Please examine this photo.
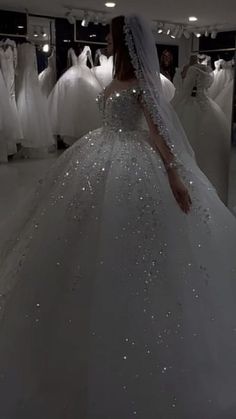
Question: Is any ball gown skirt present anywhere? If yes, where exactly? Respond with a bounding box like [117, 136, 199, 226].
[0, 88, 236, 418]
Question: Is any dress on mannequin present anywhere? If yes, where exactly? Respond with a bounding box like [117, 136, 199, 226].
[0, 40, 23, 151]
[172, 62, 231, 203]
[215, 78, 234, 127]
[160, 73, 175, 102]
[208, 59, 234, 100]
[92, 53, 113, 89]
[1, 83, 236, 419]
[16, 43, 55, 153]
[48, 46, 102, 145]
[38, 49, 57, 97]
[0, 68, 19, 162]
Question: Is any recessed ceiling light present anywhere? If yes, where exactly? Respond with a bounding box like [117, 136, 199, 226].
[105, 2, 116, 7]
[17, 25, 24, 29]
[189, 16, 198, 22]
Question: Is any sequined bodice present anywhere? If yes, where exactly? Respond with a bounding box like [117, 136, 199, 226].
[98, 87, 144, 132]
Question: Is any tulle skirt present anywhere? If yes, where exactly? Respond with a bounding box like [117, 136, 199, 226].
[0, 127, 236, 418]
[48, 66, 102, 143]
[173, 97, 231, 203]
[17, 73, 55, 149]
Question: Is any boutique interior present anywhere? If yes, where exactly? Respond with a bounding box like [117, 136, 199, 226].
[0, 2, 236, 220]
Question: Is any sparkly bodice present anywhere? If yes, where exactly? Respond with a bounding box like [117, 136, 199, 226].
[98, 87, 144, 132]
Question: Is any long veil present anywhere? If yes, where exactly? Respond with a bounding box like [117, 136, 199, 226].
[124, 15, 198, 169]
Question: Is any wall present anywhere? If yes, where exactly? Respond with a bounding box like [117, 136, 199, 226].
[154, 32, 192, 68]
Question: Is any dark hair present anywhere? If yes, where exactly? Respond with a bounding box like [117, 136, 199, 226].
[111, 15, 136, 81]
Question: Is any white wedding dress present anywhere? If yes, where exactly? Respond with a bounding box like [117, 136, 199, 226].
[93, 54, 113, 89]
[0, 69, 19, 161]
[38, 50, 57, 97]
[172, 63, 231, 203]
[1, 86, 236, 419]
[16, 43, 55, 152]
[0, 43, 23, 151]
[215, 78, 234, 127]
[160, 73, 175, 101]
[208, 59, 234, 100]
[48, 46, 102, 145]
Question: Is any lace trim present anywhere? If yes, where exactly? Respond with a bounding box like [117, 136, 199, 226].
[124, 17, 181, 167]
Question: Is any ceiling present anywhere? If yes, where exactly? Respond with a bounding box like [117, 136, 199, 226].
[1, 0, 236, 28]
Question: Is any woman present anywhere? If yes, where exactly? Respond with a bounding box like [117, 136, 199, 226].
[0, 14, 236, 419]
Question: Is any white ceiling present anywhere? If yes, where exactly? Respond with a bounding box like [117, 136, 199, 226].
[1, 0, 236, 28]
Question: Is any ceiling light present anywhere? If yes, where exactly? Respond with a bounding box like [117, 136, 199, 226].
[41, 27, 47, 37]
[105, 2, 116, 7]
[63, 39, 71, 43]
[157, 23, 163, 34]
[94, 15, 99, 25]
[81, 12, 90, 27]
[33, 30, 39, 38]
[189, 16, 198, 22]
[167, 28, 171, 35]
[43, 44, 50, 53]
[17, 25, 24, 29]
[211, 30, 217, 39]
[177, 26, 184, 38]
[66, 12, 76, 25]
[183, 29, 191, 39]
[101, 14, 107, 26]
[89, 34, 97, 38]
[171, 26, 180, 38]
[195, 32, 202, 38]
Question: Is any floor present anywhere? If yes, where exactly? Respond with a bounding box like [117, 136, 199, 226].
[0, 149, 236, 231]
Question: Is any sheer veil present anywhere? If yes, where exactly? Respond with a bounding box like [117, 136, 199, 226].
[124, 14, 197, 167]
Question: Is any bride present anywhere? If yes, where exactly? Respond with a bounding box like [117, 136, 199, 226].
[0, 14, 236, 419]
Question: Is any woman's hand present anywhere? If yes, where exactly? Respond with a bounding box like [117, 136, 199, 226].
[168, 170, 192, 214]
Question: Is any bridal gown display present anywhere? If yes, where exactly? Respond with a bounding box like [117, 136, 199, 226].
[93, 54, 113, 89]
[16, 43, 55, 152]
[160, 73, 175, 101]
[215, 78, 234, 127]
[0, 41, 22, 153]
[38, 50, 56, 97]
[1, 86, 236, 419]
[208, 59, 234, 100]
[172, 63, 231, 203]
[49, 46, 102, 145]
[0, 68, 19, 162]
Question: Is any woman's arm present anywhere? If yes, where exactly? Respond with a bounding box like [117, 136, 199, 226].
[140, 100, 192, 214]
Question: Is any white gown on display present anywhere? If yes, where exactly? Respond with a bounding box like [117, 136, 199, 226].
[160, 73, 175, 102]
[38, 50, 57, 97]
[0, 42, 23, 152]
[16, 43, 55, 151]
[1, 86, 236, 419]
[48, 46, 102, 145]
[93, 54, 113, 89]
[215, 78, 234, 127]
[208, 59, 234, 100]
[0, 69, 19, 162]
[172, 63, 231, 203]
